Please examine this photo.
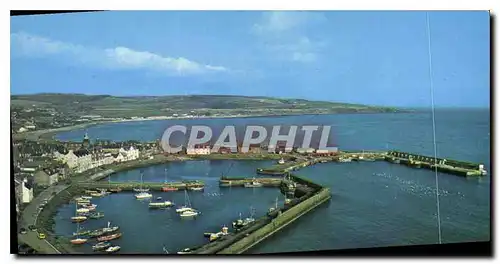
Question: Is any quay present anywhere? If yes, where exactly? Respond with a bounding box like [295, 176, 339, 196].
[75, 181, 204, 191]
[219, 177, 282, 187]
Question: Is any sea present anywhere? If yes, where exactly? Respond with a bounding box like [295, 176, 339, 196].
[53, 109, 491, 254]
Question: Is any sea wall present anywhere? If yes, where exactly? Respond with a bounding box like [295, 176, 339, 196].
[217, 187, 331, 254]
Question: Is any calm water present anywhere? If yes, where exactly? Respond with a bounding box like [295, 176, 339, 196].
[54, 109, 491, 253]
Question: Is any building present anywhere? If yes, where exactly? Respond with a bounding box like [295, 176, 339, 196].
[34, 168, 59, 186]
[186, 144, 211, 155]
[14, 177, 33, 204]
[296, 147, 316, 154]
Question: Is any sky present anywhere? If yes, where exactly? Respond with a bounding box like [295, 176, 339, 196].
[10, 11, 490, 108]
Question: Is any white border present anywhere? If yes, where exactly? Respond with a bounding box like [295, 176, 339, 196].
[3, 1, 498, 264]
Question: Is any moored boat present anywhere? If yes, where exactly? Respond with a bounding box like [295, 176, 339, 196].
[70, 238, 88, 245]
[71, 216, 87, 223]
[97, 233, 122, 242]
[109, 188, 122, 193]
[162, 186, 178, 192]
[89, 212, 105, 219]
[149, 201, 173, 208]
[180, 209, 199, 217]
[76, 208, 90, 213]
[105, 245, 121, 253]
[135, 192, 153, 199]
[244, 179, 263, 188]
[92, 242, 111, 251]
[188, 186, 204, 191]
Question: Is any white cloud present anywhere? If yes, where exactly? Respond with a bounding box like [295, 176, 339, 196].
[11, 32, 228, 75]
[252, 11, 327, 64]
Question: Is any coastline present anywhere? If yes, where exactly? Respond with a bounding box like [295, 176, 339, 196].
[14, 110, 407, 142]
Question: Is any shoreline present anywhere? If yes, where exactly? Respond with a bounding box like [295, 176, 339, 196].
[14, 110, 408, 142]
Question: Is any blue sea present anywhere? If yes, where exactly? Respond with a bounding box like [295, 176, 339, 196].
[53, 109, 491, 253]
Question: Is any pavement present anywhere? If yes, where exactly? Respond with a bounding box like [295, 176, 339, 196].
[17, 184, 69, 254]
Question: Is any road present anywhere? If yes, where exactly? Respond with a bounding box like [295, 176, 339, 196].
[18, 184, 69, 254]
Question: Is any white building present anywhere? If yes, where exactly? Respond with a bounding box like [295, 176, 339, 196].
[186, 145, 211, 155]
[296, 148, 316, 154]
[118, 146, 140, 161]
[14, 178, 33, 204]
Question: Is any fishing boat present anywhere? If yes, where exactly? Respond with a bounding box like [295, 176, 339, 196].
[232, 207, 256, 230]
[208, 226, 229, 242]
[71, 222, 88, 245]
[89, 212, 105, 219]
[188, 186, 204, 191]
[176, 190, 196, 213]
[97, 233, 122, 242]
[102, 221, 120, 234]
[149, 201, 173, 209]
[244, 179, 263, 188]
[92, 242, 111, 251]
[89, 230, 105, 238]
[162, 186, 178, 192]
[105, 246, 121, 253]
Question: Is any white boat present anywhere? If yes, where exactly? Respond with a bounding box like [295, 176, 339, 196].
[278, 158, 285, 164]
[149, 201, 173, 208]
[180, 210, 199, 217]
[177, 190, 198, 215]
[102, 221, 120, 233]
[135, 192, 153, 199]
[76, 208, 90, 213]
[133, 188, 150, 192]
[81, 196, 93, 200]
[339, 157, 352, 163]
[105, 246, 121, 253]
[244, 179, 263, 188]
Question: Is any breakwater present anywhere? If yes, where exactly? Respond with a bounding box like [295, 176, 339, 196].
[219, 177, 282, 187]
[76, 181, 204, 191]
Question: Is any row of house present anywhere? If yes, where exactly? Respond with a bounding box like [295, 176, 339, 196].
[183, 143, 338, 155]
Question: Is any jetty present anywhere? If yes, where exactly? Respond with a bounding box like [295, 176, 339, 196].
[219, 177, 282, 187]
[75, 181, 204, 191]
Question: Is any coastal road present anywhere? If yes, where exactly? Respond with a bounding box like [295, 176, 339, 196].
[18, 184, 69, 254]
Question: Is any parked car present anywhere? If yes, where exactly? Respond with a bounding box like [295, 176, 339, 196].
[28, 225, 37, 232]
[38, 233, 46, 239]
[19, 228, 27, 234]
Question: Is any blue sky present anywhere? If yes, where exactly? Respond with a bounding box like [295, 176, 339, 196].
[10, 11, 489, 107]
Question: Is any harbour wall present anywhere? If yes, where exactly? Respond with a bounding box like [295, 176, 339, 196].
[75, 181, 204, 191]
[216, 187, 331, 254]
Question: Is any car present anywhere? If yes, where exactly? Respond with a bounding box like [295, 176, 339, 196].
[28, 225, 37, 232]
[19, 228, 27, 234]
[37, 233, 46, 239]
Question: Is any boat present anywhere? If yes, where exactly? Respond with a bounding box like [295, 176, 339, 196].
[102, 221, 120, 234]
[176, 190, 197, 214]
[109, 188, 122, 193]
[177, 248, 192, 254]
[89, 212, 105, 219]
[162, 186, 178, 192]
[75, 197, 90, 203]
[339, 157, 352, 163]
[70, 238, 87, 245]
[80, 203, 97, 208]
[188, 186, 204, 191]
[134, 172, 152, 198]
[180, 210, 199, 217]
[105, 246, 121, 253]
[208, 226, 229, 242]
[71, 222, 88, 245]
[268, 197, 279, 214]
[71, 216, 87, 223]
[135, 192, 153, 199]
[92, 242, 111, 251]
[278, 158, 285, 164]
[97, 233, 122, 242]
[244, 179, 263, 188]
[156, 197, 163, 200]
[76, 208, 90, 213]
[89, 230, 105, 238]
[232, 207, 256, 230]
[90, 192, 104, 197]
[81, 196, 93, 200]
[73, 229, 90, 237]
[149, 201, 173, 209]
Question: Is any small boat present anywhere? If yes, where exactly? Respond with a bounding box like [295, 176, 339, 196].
[90, 192, 104, 197]
[97, 233, 122, 242]
[208, 226, 229, 242]
[188, 186, 204, 191]
[105, 246, 121, 253]
[81, 196, 93, 200]
[89, 230, 105, 238]
[135, 192, 153, 199]
[84, 190, 97, 194]
[71, 216, 87, 223]
[278, 158, 285, 164]
[177, 248, 192, 254]
[73, 229, 90, 236]
[77, 201, 91, 206]
[162, 186, 178, 192]
[89, 212, 105, 219]
[244, 179, 263, 188]
[180, 210, 199, 217]
[156, 197, 163, 200]
[149, 201, 173, 208]
[102, 221, 120, 234]
[92, 242, 111, 251]
[176, 190, 198, 214]
[133, 188, 150, 192]
[70, 238, 87, 245]
[339, 157, 352, 163]
[80, 203, 97, 208]
[76, 208, 90, 213]
[109, 188, 122, 193]
[176, 206, 194, 213]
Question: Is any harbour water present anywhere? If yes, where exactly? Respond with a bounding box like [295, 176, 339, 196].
[54, 109, 490, 253]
